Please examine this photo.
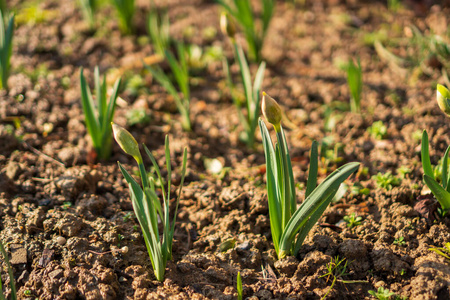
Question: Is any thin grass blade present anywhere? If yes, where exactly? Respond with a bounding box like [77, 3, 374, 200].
[421, 130, 434, 179]
[305, 141, 318, 198]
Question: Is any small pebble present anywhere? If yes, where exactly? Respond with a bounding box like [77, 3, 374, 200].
[120, 246, 129, 254]
[56, 236, 66, 246]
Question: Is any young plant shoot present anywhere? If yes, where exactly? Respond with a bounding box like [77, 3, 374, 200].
[223, 43, 265, 148]
[340, 58, 362, 113]
[111, 0, 135, 34]
[0, 241, 16, 300]
[145, 43, 191, 131]
[78, 0, 96, 29]
[80, 67, 121, 161]
[112, 123, 188, 281]
[0, 8, 14, 90]
[419, 84, 450, 217]
[147, 7, 170, 57]
[216, 0, 274, 62]
[259, 93, 359, 259]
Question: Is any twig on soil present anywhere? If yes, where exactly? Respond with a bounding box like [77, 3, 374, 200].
[22, 141, 66, 169]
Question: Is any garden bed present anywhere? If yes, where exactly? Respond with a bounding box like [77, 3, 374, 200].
[1, 0, 450, 299]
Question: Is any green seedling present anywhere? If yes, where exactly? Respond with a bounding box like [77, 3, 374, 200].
[237, 271, 243, 300]
[259, 93, 359, 259]
[421, 130, 450, 217]
[113, 124, 187, 281]
[368, 286, 405, 300]
[0, 8, 14, 90]
[0, 241, 16, 300]
[372, 172, 401, 191]
[223, 43, 265, 148]
[397, 165, 412, 179]
[217, 0, 274, 62]
[78, 0, 97, 29]
[393, 236, 406, 247]
[110, 0, 135, 34]
[367, 121, 388, 140]
[145, 43, 191, 131]
[319, 256, 348, 300]
[126, 109, 150, 127]
[343, 213, 363, 228]
[387, 0, 402, 11]
[340, 58, 363, 113]
[80, 67, 122, 161]
[429, 242, 450, 262]
[147, 7, 170, 57]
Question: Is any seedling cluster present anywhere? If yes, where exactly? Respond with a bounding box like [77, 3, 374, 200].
[2, 1, 450, 299]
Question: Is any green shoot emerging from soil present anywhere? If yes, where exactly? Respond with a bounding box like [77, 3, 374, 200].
[78, 0, 96, 29]
[368, 286, 404, 300]
[372, 172, 401, 191]
[340, 58, 362, 113]
[110, 0, 135, 34]
[113, 123, 188, 281]
[216, 0, 274, 62]
[237, 271, 243, 300]
[223, 42, 265, 148]
[0, 241, 17, 300]
[421, 130, 450, 216]
[147, 7, 170, 57]
[343, 213, 362, 228]
[80, 67, 122, 161]
[367, 120, 388, 140]
[259, 93, 359, 259]
[429, 242, 450, 262]
[0, 8, 14, 90]
[145, 43, 191, 131]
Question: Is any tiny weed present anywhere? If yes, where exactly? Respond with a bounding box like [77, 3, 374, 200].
[373, 172, 401, 191]
[368, 286, 406, 300]
[126, 109, 151, 127]
[367, 121, 388, 140]
[122, 212, 133, 222]
[343, 213, 363, 228]
[393, 236, 406, 247]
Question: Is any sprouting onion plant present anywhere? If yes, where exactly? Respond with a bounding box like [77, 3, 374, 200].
[216, 0, 274, 62]
[147, 7, 170, 57]
[78, 0, 97, 29]
[340, 58, 362, 113]
[421, 129, 450, 216]
[145, 43, 191, 131]
[223, 43, 265, 148]
[237, 271, 243, 300]
[110, 0, 135, 34]
[0, 8, 14, 90]
[80, 67, 122, 161]
[112, 123, 188, 281]
[259, 93, 359, 259]
[0, 241, 17, 300]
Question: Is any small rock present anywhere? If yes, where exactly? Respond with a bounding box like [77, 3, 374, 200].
[10, 244, 27, 264]
[56, 236, 67, 246]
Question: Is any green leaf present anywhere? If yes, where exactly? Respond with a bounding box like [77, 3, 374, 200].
[259, 119, 281, 253]
[443, 146, 450, 190]
[421, 130, 434, 179]
[305, 141, 318, 198]
[278, 162, 360, 258]
[80, 68, 101, 148]
[424, 174, 450, 213]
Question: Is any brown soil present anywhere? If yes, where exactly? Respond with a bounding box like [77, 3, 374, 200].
[1, 0, 450, 299]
